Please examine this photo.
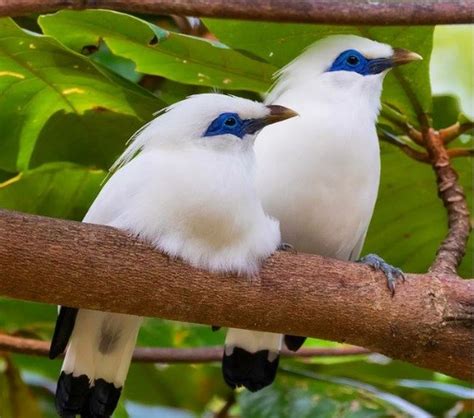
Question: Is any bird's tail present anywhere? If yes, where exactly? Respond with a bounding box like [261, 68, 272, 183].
[222, 328, 282, 392]
[55, 309, 142, 418]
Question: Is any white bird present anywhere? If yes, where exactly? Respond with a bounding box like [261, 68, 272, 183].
[223, 35, 422, 391]
[49, 93, 297, 418]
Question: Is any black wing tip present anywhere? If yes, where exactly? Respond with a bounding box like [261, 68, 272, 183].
[284, 335, 306, 352]
[55, 371, 91, 417]
[50, 307, 78, 361]
[49, 344, 64, 360]
[222, 346, 279, 392]
[86, 378, 122, 418]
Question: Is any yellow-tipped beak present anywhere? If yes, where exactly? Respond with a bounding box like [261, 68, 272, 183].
[391, 48, 423, 66]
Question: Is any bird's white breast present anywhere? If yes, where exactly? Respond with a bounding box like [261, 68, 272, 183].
[256, 83, 380, 260]
[85, 147, 280, 275]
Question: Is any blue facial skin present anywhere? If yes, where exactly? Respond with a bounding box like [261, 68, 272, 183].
[327, 49, 393, 76]
[204, 112, 265, 139]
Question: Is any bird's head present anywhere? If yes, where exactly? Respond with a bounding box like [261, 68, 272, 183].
[129, 94, 297, 153]
[112, 94, 297, 170]
[270, 35, 422, 107]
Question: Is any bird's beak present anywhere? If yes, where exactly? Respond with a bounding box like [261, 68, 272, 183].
[391, 48, 423, 67]
[263, 105, 299, 125]
[245, 105, 298, 134]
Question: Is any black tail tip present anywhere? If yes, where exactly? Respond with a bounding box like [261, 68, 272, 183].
[222, 346, 279, 392]
[48, 345, 63, 360]
[84, 378, 122, 418]
[284, 335, 306, 352]
[55, 371, 90, 417]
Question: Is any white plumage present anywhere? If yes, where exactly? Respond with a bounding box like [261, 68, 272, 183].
[51, 94, 296, 417]
[253, 34, 421, 357]
[258, 35, 390, 259]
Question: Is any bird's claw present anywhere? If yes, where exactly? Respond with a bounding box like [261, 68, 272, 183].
[279, 242, 297, 254]
[358, 253, 405, 296]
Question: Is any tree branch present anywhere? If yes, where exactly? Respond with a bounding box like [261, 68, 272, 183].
[440, 121, 474, 144]
[448, 148, 474, 159]
[0, 0, 473, 24]
[0, 333, 369, 361]
[0, 210, 472, 381]
[422, 128, 472, 275]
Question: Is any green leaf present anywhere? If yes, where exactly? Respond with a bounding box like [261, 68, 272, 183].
[203, 20, 343, 68]
[432, 94, 461, 130]
[204, 20, 433, 125]
[307, 359, 473, 416]
[0, 18, 160, 172]
[0, 299, 56, 339]
[238, 370, 412, 418]
[0, 163, 105, 220]
[125, 363, 229, 412]
[28, 109, 148, 171]
[39, 10, 275, 92]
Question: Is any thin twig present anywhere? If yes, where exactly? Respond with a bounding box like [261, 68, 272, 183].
[440, 122, 474, 145]
[379, 109, 424, 145]
[423, 128, 471, 275]
[380, 131, 430, 163]
[214, 393, 236, 418]
[448, 148, 474, 159]
[0, 333, 370, 362]
[407, 125, 424, 145]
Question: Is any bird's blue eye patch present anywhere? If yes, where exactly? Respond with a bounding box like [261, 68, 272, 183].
[204, 112, 246, 139]
[327, 49, 392, 76]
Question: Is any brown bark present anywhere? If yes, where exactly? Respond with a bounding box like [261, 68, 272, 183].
[440, 121, 474, 144]
[0, 210, 472, 381]
[0, 333, 369, 362]
[0, 0, 473, 24]
[423, 128, 472, 275]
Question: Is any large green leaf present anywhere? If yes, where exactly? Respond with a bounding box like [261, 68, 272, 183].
[309, 358, 473, 416]
[203, 20, 433, 125]
[38, 10, 275, 92]
[238, 369, 421, 418]
[0, 18, 159, 172]
[0, 163, 105, 220]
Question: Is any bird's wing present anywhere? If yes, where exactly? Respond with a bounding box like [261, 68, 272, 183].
[49, 306, 78, 359]
[349, 227, 369, 261]
[50, 158, 145, 359]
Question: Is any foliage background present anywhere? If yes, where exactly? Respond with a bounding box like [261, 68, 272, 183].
[0, 11, 472, 418]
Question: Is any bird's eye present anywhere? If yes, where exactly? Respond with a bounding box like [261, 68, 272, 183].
[224, 117, 237, 127]
[346, 55, 359, 66]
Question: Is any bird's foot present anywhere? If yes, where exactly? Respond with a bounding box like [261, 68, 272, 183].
[358, 253, 405, 296]
[279, 242, 297, 254]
